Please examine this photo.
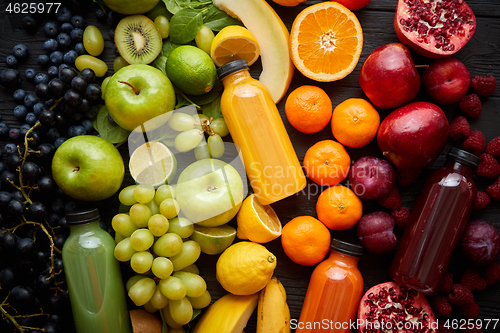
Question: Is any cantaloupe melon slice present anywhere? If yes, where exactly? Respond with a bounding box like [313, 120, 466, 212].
[213, 0, 294, 103]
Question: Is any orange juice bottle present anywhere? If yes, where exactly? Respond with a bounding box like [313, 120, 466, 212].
[296, 239, 364, 333]
[218, 59, 306, 205]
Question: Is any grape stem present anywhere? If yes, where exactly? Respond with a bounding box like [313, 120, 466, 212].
[201, 117, 215, 136]
[0, 293, 47, 332]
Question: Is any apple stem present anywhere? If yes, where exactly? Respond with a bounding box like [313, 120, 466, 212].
[73, 167, 80, 172]
[207, 185, 218, 192]
[415, 64, 429, 68]
[118, 81, 139, 95]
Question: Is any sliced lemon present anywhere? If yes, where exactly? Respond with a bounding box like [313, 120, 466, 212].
[129, 141, 177, 187]
[190, 225, 237, 255]
[236, 194, 281, 244]
[210, 25, 260, 67]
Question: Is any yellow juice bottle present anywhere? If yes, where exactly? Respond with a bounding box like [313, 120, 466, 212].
[218, 59, 306, 205]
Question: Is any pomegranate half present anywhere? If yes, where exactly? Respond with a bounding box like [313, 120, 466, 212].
[394, 0, 476, 59]
[357, 282, 437, 333]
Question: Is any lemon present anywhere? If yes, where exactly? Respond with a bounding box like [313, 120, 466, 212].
[190, 225, 236, 255]
[165, 45, 217, 95]
[210, 25, 260, 67]
[236, 194, 282, 243]
[129, 141, 177, 187]
[216, 241, 276, 295]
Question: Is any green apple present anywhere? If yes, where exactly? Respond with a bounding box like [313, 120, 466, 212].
[51, 135, 125, 201]
[105, 64, 175, 131]
[101, 0, 159, 15]
[176, 159, 244, 227]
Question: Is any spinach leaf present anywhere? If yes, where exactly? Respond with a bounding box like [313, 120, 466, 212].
[147, 0, 172, 20]
[94, 105, 130, 144]
[152, 40, 182, 74]
[169, 8, 204, 44]
[203, 5, 243, 31]
[163, 0, 191, 14]
[202, 95, 223, 120]
[186, 85, 221, 106]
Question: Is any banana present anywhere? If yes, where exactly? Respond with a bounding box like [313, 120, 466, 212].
[257, 277, 291, 333]
[193, 293, 258, 333]
[212, 0, 294, 103]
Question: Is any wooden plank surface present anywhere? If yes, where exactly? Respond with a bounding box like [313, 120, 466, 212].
[0, 0, 499, 332]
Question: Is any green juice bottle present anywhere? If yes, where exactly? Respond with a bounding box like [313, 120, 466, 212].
[62, 208, 133, 333]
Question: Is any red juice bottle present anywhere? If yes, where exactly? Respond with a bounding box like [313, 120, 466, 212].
[389, 148, 480, 294]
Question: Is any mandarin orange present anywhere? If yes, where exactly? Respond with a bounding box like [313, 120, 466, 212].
[303, 140, 351, 186]
[316, 185, 363, 230]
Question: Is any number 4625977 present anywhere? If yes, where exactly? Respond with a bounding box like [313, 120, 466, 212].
[6, 3, 62, 14]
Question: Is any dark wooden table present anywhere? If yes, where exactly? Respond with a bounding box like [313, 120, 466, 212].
[0, 0, 499, 332]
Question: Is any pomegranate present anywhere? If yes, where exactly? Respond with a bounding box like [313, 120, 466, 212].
[394, 0, 476, 59]
[357, 282, 437, 333]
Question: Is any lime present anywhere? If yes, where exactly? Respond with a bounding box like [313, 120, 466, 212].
[129, 141, 177, 187]
[165, 45, 217, 95]
[190, 225, 237, 255]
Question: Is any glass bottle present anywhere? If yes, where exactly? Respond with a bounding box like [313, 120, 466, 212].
[218, 59, 307, 205]
[390, 148, 480, 294]
[296, 239, 364, 333]
[62, 208, 133, 333]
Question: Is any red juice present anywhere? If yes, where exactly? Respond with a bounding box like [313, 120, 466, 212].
[389, 148, 479, 294]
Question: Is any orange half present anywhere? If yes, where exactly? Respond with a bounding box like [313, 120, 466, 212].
[290, 2, 363, 82]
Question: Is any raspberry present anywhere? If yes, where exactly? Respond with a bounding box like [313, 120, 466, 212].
[476, 153, 500, 178]
[439, 272, 454, 294]
[459, 301, 481, 319]
[431, 296, 453, 317]
[449, 116, 471, 141]
[378, 186, 402, 210]
[471, 75, 496, 97]
[396, 168, 421, 187]
[460, 269, 487, 291]
[484, 262, 500, 285]
[485, 136, 500, 157]
[462, 131, 485, 155]
[459, 94, 482, 118]
[391, 206, 410, 230]
[473, 191, 490, 210]
[447, 284, 474, 305]
[485, 176, 500, 201]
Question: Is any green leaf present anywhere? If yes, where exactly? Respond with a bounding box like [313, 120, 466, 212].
[95, 105, 131, 144]
[147, 0, 172, 20]
[152, 56, 168, 75]
[92, 0, 107, 11]
[203, 5, 243, 31]
[169, 8, 204, 44]
[186, 86, 221, 106]
[163, 0, 191, 14]
[152, 40, 182, 75]
[202, 95, 223, 120]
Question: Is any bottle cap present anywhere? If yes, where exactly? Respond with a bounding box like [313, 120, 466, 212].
[66, 208, 100, 225]
[447, 147, 480, 169]
[330, 238, 363, 257]
[217, 59, 249, 80]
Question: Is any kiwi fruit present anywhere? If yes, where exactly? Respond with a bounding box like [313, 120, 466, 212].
[115, 15, 162, 65]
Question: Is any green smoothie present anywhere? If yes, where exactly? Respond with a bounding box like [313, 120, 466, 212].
[62, 209, 132, 333]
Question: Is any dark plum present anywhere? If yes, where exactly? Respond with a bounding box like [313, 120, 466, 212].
[357, 211, 398, 254]
[461, 220, 500, 265]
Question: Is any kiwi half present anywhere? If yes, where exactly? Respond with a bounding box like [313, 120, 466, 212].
[115, 15, 162, 65]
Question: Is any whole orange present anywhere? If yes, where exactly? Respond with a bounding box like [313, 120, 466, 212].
[285, 85, 333, 133]
[303, 140, 351, 186]
[331, 0, 371, 11]
[331, 98, 380, 148]
[281, 216, 331, 266]
[316, 185, 363, 230]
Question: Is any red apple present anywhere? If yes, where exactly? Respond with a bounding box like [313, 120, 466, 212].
[359, 43, 421, 109]
[422, 58, 471, 105]
[349, 156, 396, 200]
[377, 101, 449, 170]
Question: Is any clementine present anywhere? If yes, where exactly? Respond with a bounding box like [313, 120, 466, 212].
[281, 216, 331, 266]
[289, 2, 363, 82]
[316, 185, 363, 230]
[331, 98, 380, 148]
[303, 140, 351, 186]
[285, 85, 333, 133]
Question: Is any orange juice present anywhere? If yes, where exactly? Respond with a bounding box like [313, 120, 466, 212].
[218, 59, 306, 205]
[296, 239, 363, 333]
